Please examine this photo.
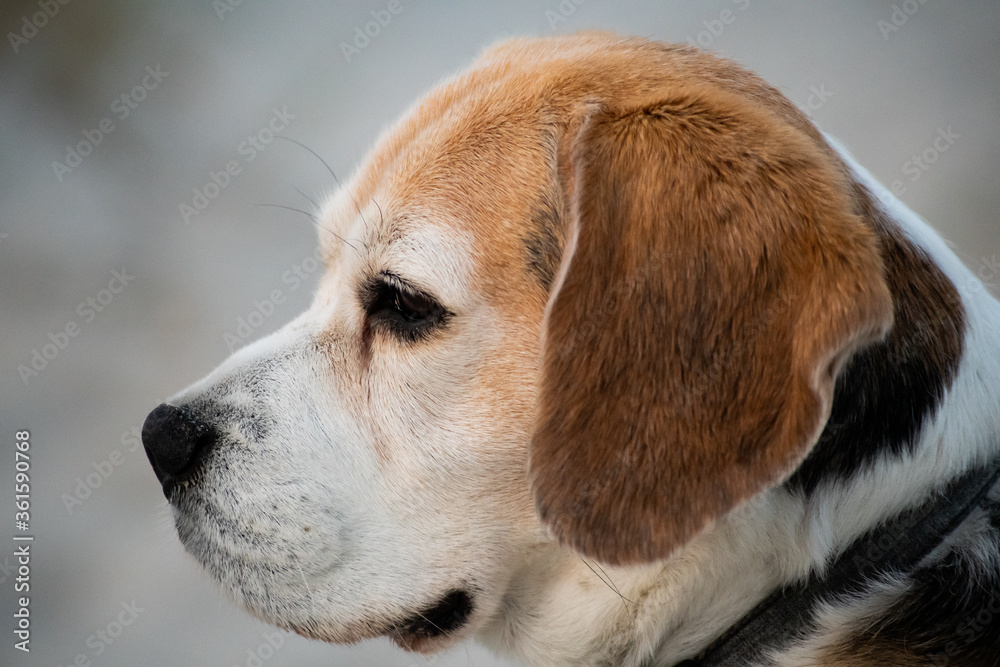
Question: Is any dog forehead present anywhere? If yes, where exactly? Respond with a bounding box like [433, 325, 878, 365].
[323, 32, 819, 294]
[323, 86, 562, 297]
[319, 37, 615, 282]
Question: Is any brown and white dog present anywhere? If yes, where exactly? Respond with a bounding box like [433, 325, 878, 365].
[142, 34, 1000, 666]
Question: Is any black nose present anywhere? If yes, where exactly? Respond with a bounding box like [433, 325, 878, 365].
[142, 403, 217, 497]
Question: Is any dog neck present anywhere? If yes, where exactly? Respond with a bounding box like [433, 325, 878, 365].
[677, 454, 1000, 666]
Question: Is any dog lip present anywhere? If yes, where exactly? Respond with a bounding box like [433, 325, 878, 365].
[160, 464, 205, 502]
[160, 474, 177, 500]
[387, 588, 476, 650]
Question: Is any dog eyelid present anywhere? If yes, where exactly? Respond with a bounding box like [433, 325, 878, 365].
[360, 271, 451, 342]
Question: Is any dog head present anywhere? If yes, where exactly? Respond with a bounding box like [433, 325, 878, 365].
[142, 33, 892, 653]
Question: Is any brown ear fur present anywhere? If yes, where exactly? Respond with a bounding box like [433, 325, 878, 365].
[529, 86, 893, 565]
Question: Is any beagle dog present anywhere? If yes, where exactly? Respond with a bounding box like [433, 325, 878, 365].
[142, 34, 1000, 666]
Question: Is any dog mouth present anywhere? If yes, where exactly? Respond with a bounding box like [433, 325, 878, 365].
[158, 464, 205, 501]
[271, 587, 477, 652]
[385, 589, 477, 652]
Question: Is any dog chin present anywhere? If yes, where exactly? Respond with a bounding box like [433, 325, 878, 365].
[271, 608, 473, 655]
[242, 581, 477, 654]
[178, 546, 384, 646]
[242, 593, 477, 653]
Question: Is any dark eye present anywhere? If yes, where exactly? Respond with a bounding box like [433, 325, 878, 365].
[363, 273, 449, 341]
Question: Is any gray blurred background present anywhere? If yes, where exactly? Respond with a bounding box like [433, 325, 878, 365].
[1, 1, 997, 665]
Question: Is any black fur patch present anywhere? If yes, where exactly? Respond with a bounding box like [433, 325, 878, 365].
[988, 497, 1000, 533]
[786, 190, 966, 494]
[835, 505, 1000, 666]
[394, 589, 474, 639]
[524, 191, 563, 291]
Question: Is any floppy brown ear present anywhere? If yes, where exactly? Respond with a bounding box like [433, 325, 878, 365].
[529, 87, 893, 565]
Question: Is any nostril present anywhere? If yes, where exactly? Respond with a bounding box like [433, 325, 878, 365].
[141, 403, 216, 482]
